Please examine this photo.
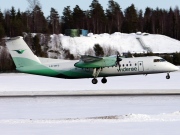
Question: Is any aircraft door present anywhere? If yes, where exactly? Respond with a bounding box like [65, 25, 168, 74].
[138, 61, 144, 72]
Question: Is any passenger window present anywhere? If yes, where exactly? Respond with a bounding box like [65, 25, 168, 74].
[130, 64, 132, 66]
[126, 64, 128, 67]
[135, 63, 137, 66]
[123, 64, 124, 67]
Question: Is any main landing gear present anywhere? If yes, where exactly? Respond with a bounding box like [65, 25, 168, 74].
[101, 77, 107, 84]
[166, 73, 170, 79]
[92, 77, 107, 84]
[91, 68, 107, 84]
[92, 78, 98, 84]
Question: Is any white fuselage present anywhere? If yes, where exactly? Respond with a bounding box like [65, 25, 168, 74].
[39, 56, 179, 79]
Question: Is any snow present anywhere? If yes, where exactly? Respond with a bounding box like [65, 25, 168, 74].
[48, 32, 180, 58]
[0, 95, 180, 135]
[1, 71, 180, 91]
[142, 34, 180, 53]
[0, 72, 180, 134]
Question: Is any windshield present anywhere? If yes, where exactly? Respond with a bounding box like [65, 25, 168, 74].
[154, 59, 166, 62]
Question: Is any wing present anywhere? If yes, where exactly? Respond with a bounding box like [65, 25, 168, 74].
[74, 55, 116, 68]
[80, 55, 103, 62]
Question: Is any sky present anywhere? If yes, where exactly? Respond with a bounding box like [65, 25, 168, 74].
[0, 0, 179, 17]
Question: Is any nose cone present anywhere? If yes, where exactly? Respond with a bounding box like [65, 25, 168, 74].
[170, 65, 179, 72]
[173, 65, 179, 71]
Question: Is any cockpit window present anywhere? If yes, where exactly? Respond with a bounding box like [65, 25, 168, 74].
[154, 59, 166, 62]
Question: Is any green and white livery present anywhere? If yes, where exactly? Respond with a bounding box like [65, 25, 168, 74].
[6, 36, 179, 84]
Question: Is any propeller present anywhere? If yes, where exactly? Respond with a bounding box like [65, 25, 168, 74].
[116, 51, 122, 66]
[115, 52, 122, 72]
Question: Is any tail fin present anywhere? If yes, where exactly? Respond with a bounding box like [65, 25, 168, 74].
[6, 36, 41, 68]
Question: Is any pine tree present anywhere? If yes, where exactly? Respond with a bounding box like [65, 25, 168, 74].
[143, 7, 153, 33]
[123, 4, 138, 33]
[32, 5, 47, 33]
[33, 35, 42, 56]
[62, 6, 73, 30]
[0, 10, 5, 39]
[137, 9, 143, 32]
[106, 0, 123, 33]
[72, 5, 85, 29]
[89, 0, 106, 33]
[93, 44, 104, 57]
[49, 8, 60, 34]
[10, 6, 17, 36]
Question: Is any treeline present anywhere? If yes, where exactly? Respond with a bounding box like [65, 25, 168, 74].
[0, 0, 180, 40]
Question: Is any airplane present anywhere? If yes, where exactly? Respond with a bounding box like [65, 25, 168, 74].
[5, 36, 179, 84]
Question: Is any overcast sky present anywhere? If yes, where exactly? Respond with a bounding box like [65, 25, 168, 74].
[0, 0, 179, 17]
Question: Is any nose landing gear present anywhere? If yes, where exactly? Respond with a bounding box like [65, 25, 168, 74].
[166, 73, 170, 79]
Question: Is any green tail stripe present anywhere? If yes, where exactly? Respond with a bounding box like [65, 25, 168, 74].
[13, 57, 59, 76]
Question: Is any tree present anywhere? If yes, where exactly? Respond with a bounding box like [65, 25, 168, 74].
[72, 5, 85, 29]
[32, 35, 42, 56]
[27, 0, 41, 11]
[49, 8, 60, 34]
[0, 47, 15, 71]
[9, 6, 17, 36]
[93, 44, 104, 56]
[143, 7, 153, 33]
[0, 24, 5, 39]
[62, 6, 73, 30]
[32, 5, 48, 33]
[123, 4, 138, 33]
[106, 0, 123, 33]
[0, 10, 5, 38]
[89, 0, 106, 33]
[27, 0, 47, 33]
[173, 52, 180, 65]
[137, 9, 143, 32]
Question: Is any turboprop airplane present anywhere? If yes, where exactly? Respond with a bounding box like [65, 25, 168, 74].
[6, 36, 179, 84]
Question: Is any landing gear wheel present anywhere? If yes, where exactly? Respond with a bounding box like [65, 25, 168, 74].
[101, 77, 107, 84]
[166, 73, 170, 79]
[92, 78, 98, 84]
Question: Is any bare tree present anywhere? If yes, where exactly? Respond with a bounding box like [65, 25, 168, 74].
[27, 0, 41, 11]
[26, 0, 42, 32]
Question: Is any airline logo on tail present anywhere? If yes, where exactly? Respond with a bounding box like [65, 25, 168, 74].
[13, 49, 26, 54]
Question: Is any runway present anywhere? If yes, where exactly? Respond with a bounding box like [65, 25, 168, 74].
[0, 95, 180, 135]
[0, 89, 180, 97]
[1, 72, 180, 97]
[1, 73, 180, 134]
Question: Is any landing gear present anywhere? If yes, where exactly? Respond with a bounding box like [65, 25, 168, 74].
[91, 68, 108, 84]
[166, 73, 170, 79]
[92, 78, 98, 84]
[101, 77, 107, 84]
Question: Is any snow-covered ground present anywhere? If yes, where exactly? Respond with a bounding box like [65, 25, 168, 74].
[1, 70, 180, 91]
[0, 96, 180, 135]
[48, 33, 180, 58]
[0, 72, 180, 134]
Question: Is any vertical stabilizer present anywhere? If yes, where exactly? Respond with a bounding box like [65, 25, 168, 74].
[6, 36, 41, 68]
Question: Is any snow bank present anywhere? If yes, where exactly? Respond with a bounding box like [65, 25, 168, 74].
[0, 111, 180, 123]
[49, 33, 180, 58]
